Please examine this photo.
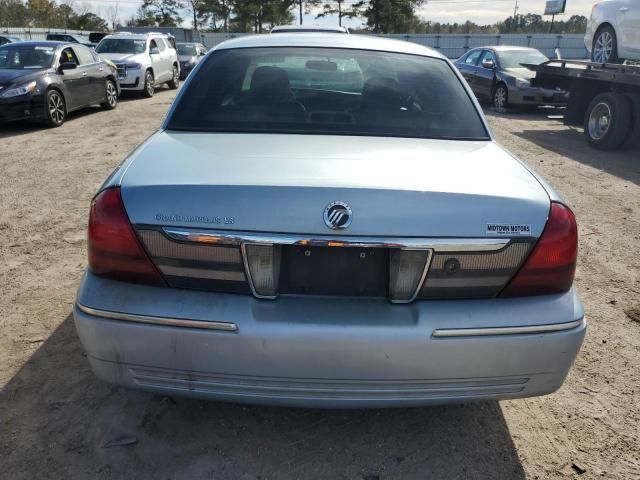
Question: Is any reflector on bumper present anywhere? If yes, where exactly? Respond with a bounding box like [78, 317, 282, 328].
[388, 249, 431, 303]
[242, 244, 282, 298]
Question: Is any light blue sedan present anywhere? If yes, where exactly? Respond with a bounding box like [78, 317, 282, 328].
[74, 33, 585, 408]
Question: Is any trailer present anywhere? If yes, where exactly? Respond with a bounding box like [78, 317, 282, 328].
[531, 60, 640, 150]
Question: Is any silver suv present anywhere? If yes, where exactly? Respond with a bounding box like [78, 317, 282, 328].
[95, 32, 180, 97]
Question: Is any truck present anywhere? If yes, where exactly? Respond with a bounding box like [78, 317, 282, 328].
[531, 60, 640, 150]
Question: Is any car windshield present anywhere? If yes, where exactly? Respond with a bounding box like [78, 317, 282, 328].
[0, 45, 56, 69]
[167, 47, 489, 140]
[96, 39, 146, 55]
[178, 44, 197, 55]
[498, 50, 548, 68]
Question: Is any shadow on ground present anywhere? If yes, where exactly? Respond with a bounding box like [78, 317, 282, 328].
[0, 88, 174, 140]
[0, 314, 526, 480]
[513, 126, 640, 186]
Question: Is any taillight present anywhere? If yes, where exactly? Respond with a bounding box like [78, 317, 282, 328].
[88, 187, 165, 286]
[500, 202, 577, 298]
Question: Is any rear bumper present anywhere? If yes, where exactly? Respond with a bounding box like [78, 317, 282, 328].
[74, 271, 586, 408]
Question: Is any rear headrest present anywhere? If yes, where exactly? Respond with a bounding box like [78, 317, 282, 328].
[361, 76, 404, 109]
[250, 66, 292, 98]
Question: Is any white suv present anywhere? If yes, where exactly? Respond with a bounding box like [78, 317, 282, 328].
[95, 32, 180, 97]
[585, 0, 640, 63]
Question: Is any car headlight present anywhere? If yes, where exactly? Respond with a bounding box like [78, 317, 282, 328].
[515, 78, 530, 88]
[0, 80, 37, 98]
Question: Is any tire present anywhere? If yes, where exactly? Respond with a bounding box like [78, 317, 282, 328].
[492, 83, 508, 113]
[584, 92, 631, 150]
[591, 25, 622, 64]
[142, 69, 155, 98]
[167, 64, 179, 89]
[43, 89, 66, 127]
[100, 79, 118, 110]
[621, 94, 640, 151]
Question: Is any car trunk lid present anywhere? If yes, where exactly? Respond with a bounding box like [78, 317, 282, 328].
[120, 131, 550, 238]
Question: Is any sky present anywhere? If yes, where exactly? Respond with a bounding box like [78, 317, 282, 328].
[73, 0, 595, 29]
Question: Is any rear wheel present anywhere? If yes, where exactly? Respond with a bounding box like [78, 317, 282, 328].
[492, 83, 508, 113]
[43, 89, 66, 127]
[592, 26, 621, 64]
[100, 79, 118, 110]
[168, 65, 179, 89]
[584, 92, 631, 150]
[142, 70, 155, 98]
[621, 94, 640, 151]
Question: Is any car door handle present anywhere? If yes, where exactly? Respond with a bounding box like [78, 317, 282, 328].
[98, 67, 104, 71]
[620, 6, 628, 12]
[82, 72, 88, 77]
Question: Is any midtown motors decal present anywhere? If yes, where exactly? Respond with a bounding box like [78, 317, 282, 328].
[487, 223, 531, 235]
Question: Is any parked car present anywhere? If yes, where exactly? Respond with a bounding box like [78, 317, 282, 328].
[586, 0, 640, 63]
[0, 41, 119, 127]
[95, 32, 179, 97]
[46, 33, 95, 48]
[176, 42, 207, 79]
[74, 34, 584, 408]
[454, 46, 567, 111]
[271, 25, 349, 33]
[0, 35, 21, 46]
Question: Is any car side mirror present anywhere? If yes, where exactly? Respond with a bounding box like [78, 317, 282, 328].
[199, 51, 206, 56]
[150, 47, 159, 55]
[482, 59, 495, 69]
[60, 61, 77, 71]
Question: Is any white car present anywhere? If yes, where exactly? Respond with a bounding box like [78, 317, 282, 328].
[271, 25, 349, 34]
[95, 32, 180, 97]
[585, 0, 640, 63]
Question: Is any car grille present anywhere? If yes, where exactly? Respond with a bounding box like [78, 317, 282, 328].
[136, 227, 534, 302]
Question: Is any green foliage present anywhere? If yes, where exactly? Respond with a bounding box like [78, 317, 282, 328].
[0, 0, 590, 35]
[136, 0, 184, 27]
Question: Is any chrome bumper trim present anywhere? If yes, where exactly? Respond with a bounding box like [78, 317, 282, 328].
[76, 303, 238, 332]
[162, 228, 511, 252]
[432, 319, 584, 338]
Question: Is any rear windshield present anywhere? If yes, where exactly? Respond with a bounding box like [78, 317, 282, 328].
[166, 47, 489, 140]
[0, 45, 56, 69]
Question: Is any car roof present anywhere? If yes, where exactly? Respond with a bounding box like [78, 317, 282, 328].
[0, 40, 68, 48]
[271, 25, 348, 33]
[215, 33, 444, 58]
[471, 45, 542, 52]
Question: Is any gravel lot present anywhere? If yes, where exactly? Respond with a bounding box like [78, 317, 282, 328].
[1, 89, 639, 480]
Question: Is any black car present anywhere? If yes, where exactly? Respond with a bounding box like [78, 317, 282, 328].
[176, 42, 207, 79]
[46, 33, 95, 48]
[0, 35, 22, 46]
[454, 46, 567, 112]
[0, 41, 120, 127]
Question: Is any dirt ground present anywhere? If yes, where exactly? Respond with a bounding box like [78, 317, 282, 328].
[0, 89, 639, 480]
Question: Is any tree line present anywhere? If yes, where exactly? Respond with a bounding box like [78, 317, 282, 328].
[0, 0, 588, 35]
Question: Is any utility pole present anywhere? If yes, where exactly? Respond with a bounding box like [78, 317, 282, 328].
[299, 0, 303, 25]
[338, 0, 342, 26]
[513, 0, 519, 18]
[373, 0, 380, 33]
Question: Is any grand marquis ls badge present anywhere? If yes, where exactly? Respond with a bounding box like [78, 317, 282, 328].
[324, 201, 352, 230]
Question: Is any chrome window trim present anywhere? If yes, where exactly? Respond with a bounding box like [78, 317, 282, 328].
[76, 303, 238, 332]
[432, 319, 584, 338]
[163, 228, 511, 252]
